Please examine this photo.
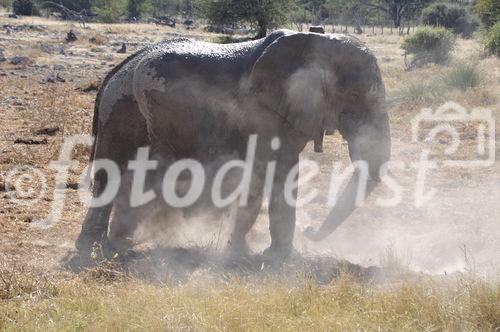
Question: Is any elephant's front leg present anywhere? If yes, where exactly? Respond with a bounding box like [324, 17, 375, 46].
[266, 152, 300, 261]
[227, 175, 264, 257]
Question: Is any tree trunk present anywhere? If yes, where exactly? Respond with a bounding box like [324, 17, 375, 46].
[392, 5, 402, 28]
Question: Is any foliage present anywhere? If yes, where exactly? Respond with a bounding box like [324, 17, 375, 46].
[300, 0, 330, 23]
[401, 26, 456, 66]
[473, 0, 500, 29]
[361, 0, 432, 28]
[199, 0, 234, 26]
[483, 22, 500, 56]
[0, 0, 12, 9]
[47, 0, 92, 12]
[422, 3, 478, 38]
[326, 0, 368, 32]
[91, 0, 127, 22]
[289, 4, 315, 31]
[12, 0, 37, 15]
[127, 0, 152, 18]
[201, 0, 295, 38]
[150, 0, 183, 17]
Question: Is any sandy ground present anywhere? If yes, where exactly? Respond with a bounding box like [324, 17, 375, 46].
[0, 15, 499, 282]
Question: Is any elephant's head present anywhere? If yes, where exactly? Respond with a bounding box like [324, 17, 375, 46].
[249, 32, 391, 241]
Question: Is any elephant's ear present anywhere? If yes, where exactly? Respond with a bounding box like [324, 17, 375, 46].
[248, 33, 339, 138]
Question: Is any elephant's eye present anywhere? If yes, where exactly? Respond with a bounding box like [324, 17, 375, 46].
[351, 91, 360, 99]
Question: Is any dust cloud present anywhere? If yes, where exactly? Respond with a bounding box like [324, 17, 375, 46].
[105, 58, 498, 281]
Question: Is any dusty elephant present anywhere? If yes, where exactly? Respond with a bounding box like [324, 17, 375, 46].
[76, 29, 391, 261]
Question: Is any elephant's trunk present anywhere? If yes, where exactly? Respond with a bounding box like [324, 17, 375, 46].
[304, 111, 390, 241]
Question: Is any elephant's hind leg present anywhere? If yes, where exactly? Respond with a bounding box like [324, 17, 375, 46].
[75, 169, 115, 258]
[76, 96, 149, 259]
[108, 170, 162, 251]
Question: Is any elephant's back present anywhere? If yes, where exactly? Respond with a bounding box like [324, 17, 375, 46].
[148, 37, 262, 60]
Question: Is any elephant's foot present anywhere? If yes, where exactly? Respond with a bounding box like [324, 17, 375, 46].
[224, 240, 254, 268]
[226, 234, 252, 257]
[108, 236, 135, 253]
[262, 244, 298, 265]
[75, 231, 119, 266]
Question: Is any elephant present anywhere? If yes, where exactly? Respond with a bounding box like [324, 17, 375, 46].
[75, 29, 391, 262]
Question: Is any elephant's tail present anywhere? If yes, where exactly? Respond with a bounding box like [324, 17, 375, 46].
[89, 89, 101, 165]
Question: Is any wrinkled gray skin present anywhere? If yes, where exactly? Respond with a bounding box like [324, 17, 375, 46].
[76, 29, 391, 261]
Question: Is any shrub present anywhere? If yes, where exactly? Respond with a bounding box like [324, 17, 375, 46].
[483, 22, 500, 56]
[401, 26, 456, 68]
[473, 0, 500, 29]
[422, 3, 478, 38]
[91, 0, 126, 23]
[127, 0, 152, 19]
[443, 61, 483, 90]
[12, 0, 36, 15]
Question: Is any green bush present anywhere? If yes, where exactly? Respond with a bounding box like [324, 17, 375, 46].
[422, 3, 478, 38]
[91, 0, 126, 23]
[483, 22, 500, 56]
[473, 0, 500, 29]
[127, 0, 152, 19]
[12, 0, 36, 15]
[401, 26, 456, 67]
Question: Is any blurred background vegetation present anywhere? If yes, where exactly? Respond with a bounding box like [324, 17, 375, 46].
[0, 0, 498, 55]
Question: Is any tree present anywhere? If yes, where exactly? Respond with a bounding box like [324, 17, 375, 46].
[127, 0, 152, 18]
[150, 0, 180, 17]
[422, 3, 478, 37]
[300, 0, 327, 24]
[362, 0, 431, 28]
[250, 0, 295, 37]
[290, 4, 314, 31]
[92, 0, 127, 22]
[49, 0, 91, 12]
[12, 0, 36, 15]
[473, 0, 500, 29]
[202, 0, 295, 38]
[326, 0, 369, 33]
[0, 0, 12, 9]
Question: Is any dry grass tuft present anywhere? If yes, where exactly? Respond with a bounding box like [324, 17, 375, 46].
[393, 79, 445, 104]
[443, 61, 484, 90]
[87, 33, 110, 46]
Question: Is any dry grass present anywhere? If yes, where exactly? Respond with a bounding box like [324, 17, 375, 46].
[0, 264, 498, 331]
